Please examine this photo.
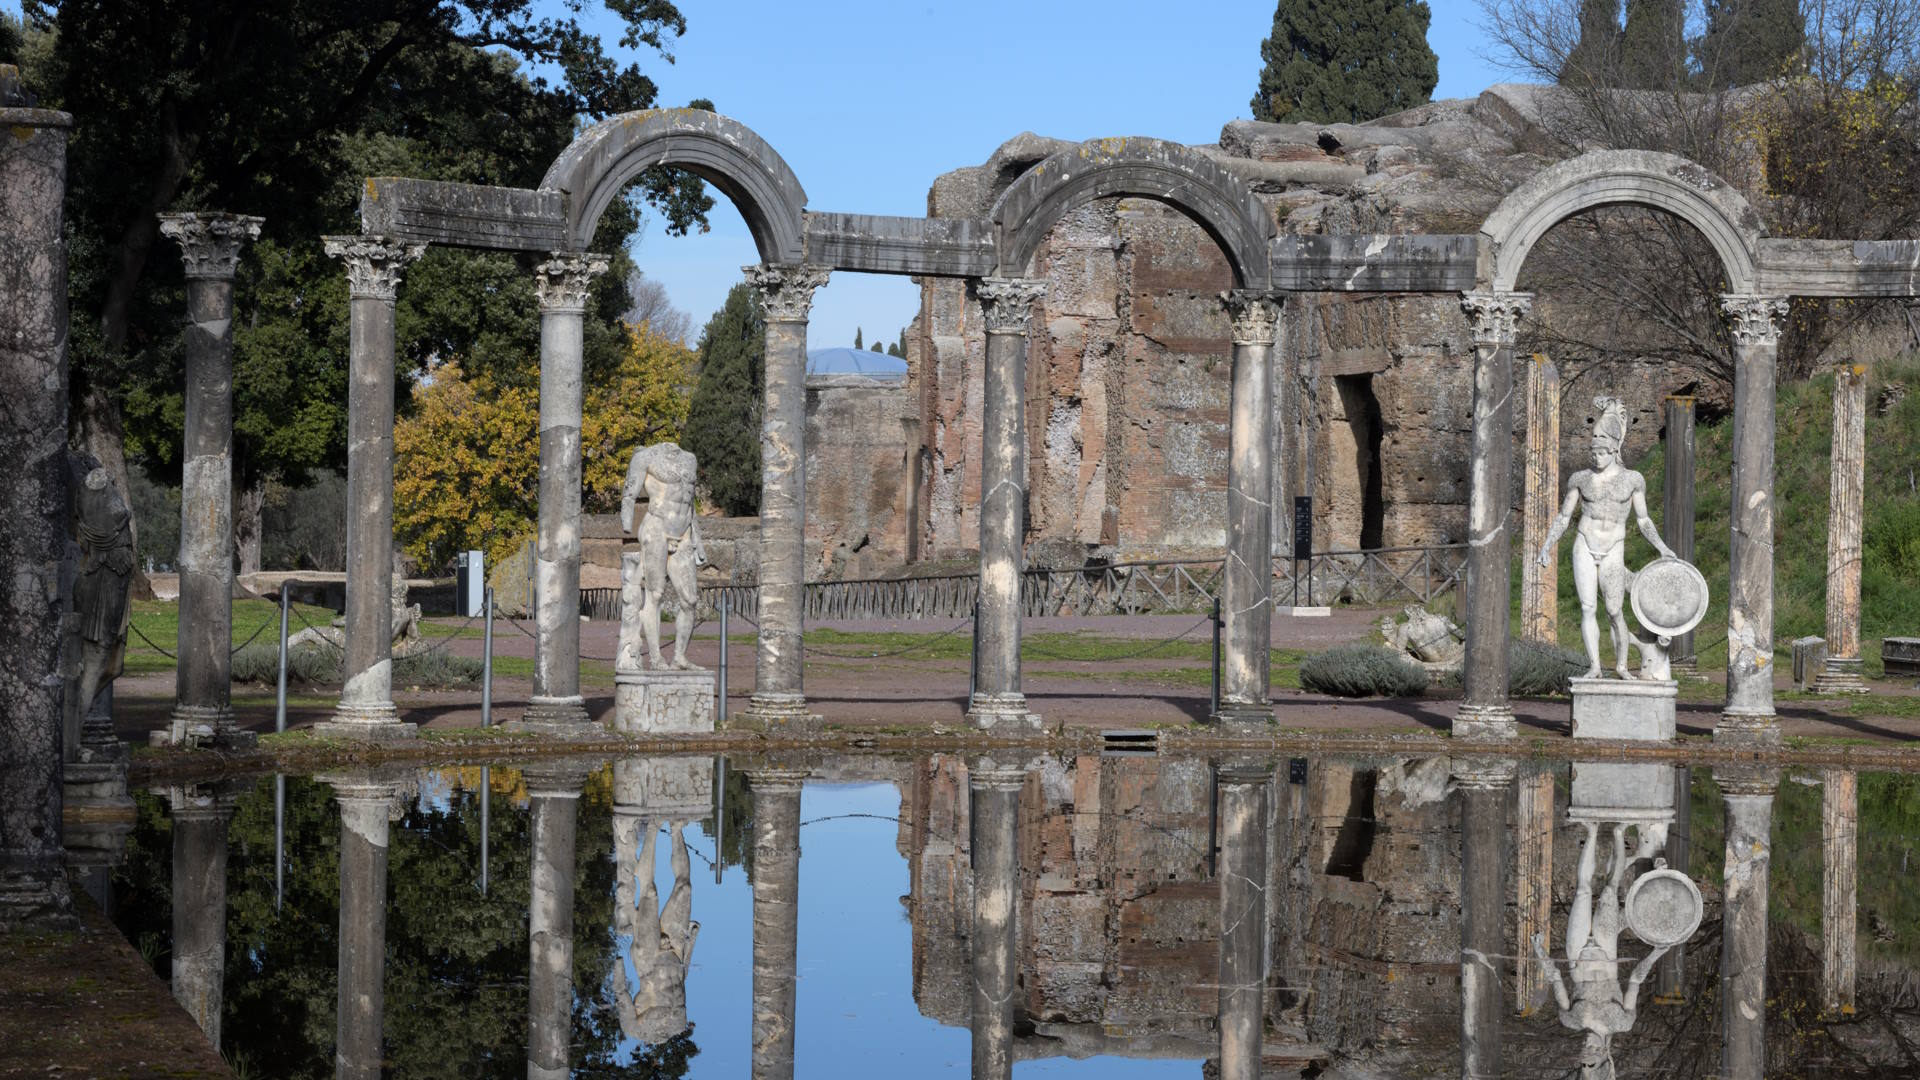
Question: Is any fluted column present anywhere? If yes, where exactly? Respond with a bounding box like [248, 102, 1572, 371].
[1521, 353, 1560, 644]
[738, 266, 831, 732]
[318, 237, 424, 740]
[1822, 768, 1857, 1017]
[1216, 760, 1272, 1080]
[1218, 293, 1281, 726]
[525, 762, 589, 1079]
[1663, 396, 1698, 670]
[1454, 758, 1514, 1079]
[327, 774, 404, 1080]
[1719, 296, 1789, 741]
[1457, 293, 1532, 739]
[1716, 765, 1777, 1080]
[159, 212, 262, 748]
[968, 278, 1047, 731]
[749, 767, 805, 1080]
[968, 757, 1028, 1080]
[0, 92, 75, 929]
[518, 253, 609, 731]
[1813, 363, 1869, 693]
[166, 784, 235, 1045]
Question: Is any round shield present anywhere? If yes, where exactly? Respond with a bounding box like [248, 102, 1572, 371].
[1624, 866, 1704, 947]
[1630, 557, 1710, 639]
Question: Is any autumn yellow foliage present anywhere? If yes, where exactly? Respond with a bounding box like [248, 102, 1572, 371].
[395, 321, 695, 571]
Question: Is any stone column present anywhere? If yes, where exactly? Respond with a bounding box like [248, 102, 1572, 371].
[1822, 768, 1857, 1017]
[1663, 396, 1698, 670]
[968, 278, 1047, 731]
[516, 254, 609, 731]
[158, 213, 262, 748]
[327, 773, 403, 1080]
[1814, 364, 1869, 693]
[750, 767, 806, 1080]
[525, 762, 589, 1079]
[1216, 760, 1272, 1080]
[318, 238, 424, 741]
[1715, 765, 1778, 1080]
[1521, 353, 1560, 644]
[969, 757, 1028, 1080]
[1514, 764, 1554, 1010]
[738, 266, 831, 733]
[1218, 293, 1281, 726]
[0, 89, 76, 929]
[1454, 759, 1514, 1079]
[1656, 765, 1692, 1001]
[1457, 293, 1532, 739]
[1718, 296, 1789, 742]
[167, 784, 234, 1045]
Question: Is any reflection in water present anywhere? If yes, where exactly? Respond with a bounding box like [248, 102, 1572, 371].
[110, 751, 1916, 1078]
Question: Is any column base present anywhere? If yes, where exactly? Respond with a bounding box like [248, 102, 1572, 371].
[312, 701, 418, 742]
[504, 695, 597, 735]
[63, 761, 134, 807]
[1210, 703, 1275, 731]
[0, 864, 78, 930]
[1713, 709, 1782, 746]
[1810, 656, 1870, 694]
[1452, 704, 1518, 741]
[157, 705, 258, 749]
[966, 692, 1042, 732]
[729, 692, 821, 734]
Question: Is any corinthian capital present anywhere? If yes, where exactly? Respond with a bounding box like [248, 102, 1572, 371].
[1221, 290, 1281, 346]
[975, 277, 1047, 335]
[744, 264, 831, 321]
[1460, 291, 1533, 347]
[1720, 294, 1790, 347]
[534, 252, 611, 313]
[158, 212, 264, 280]
[322, 235, 426, 302]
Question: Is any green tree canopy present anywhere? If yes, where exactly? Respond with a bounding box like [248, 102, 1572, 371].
[1697, 0, 1806, 87]
[683, 283, 766, 517]
[1250, 0, 1439, 123]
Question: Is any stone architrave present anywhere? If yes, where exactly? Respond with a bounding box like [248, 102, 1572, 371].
[1522, 354, 1561, 644]
[1718, 296, 1790, 743]
[0, 85, 77, 930]
[1662, 397, 1698, 669]
[967, 277, 1048, 732]
[317, 236, 424, 741]
[157, 211, 262, 749]
[1217, 292, 1282, 727]
[1813, 363, 1870, 693]
[520, 252, 610, 732]
[613, 443, 715, 733]
[1456, 292, 1531, 740]
[737, 265, 831, 734]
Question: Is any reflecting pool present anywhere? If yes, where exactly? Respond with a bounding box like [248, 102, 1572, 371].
[97, 753, 1920, 1078]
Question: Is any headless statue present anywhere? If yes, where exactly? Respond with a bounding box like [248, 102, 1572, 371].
[612, 815, 700, 1044]
[618, 443, 707, 670]
[65, 453, 133, 759]
[1539, 397, 1676, 679]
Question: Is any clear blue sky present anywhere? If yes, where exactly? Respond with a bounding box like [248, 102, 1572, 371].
[578, 0, 1514, 350]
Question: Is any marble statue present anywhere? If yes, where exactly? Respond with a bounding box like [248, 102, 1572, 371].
[287, 549, 422, 656]
[1539, 397, 1677, 679]
[612, 817, 700, 1043]
[618, 443, 707, 671]
[1533, 820, 1673, 1079]
[64, 452, 133, 756]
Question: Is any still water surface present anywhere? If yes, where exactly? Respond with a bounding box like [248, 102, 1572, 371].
[96, 753, 1920, 1078]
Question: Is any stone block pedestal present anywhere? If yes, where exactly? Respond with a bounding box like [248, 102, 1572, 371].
[1570, 761, 1677, 821]
[614, 667, 716, 734]
[1571, 677, 1676, 740]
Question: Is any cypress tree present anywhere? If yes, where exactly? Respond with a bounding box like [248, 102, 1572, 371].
[853, 326, 863, 349]
[1697, 0, 1805, 88]
[1561, 0, 1622, 86]
[1618, 0, 1685, 88]
[1250, 0, 1439, 124]
[683, 282, 765, 516]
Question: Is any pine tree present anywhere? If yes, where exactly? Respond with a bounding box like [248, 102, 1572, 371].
[1696, 0, 1805, 88]
[683, 283, 765, 516]
[853, 326, 863, 349]
[1250, 0, 1439, 124]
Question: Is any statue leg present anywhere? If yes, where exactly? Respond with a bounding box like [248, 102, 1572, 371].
[641, 545, 668, 668]
[617, 554, 645, 669]
[1600, 551, 1632, 678]
[1569, 818, 1598, 952]
[666, 550, 698, 669]
[1572, 542, 1603, 678]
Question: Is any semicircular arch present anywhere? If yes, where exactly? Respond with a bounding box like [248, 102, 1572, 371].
[541, 109, 808, 263]
[1478, 149, 1764, 294]
[991, 138, 1274, 288]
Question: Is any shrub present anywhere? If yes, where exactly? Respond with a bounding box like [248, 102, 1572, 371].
[392, 649, 484, 690]
[1508, 639, 1589, 697]
[230, 642, 343, 686]
[1300, 644, 1430, 698]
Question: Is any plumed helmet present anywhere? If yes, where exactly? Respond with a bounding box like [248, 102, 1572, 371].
[1591, 396, 1628, 455]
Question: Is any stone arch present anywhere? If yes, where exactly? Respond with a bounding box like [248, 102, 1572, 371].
[990, 137, 1275, 287]
[1478, 149, 1765, 294]
[540, 109, 808, 262]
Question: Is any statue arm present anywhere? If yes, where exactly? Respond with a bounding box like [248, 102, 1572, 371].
[1535, 932, 1573, 1012]
[621, 447, 660, 534]
[1622, 944, 1670, 1014]
[1632, 480, 1677, 559]
[1539, 487, 1581, 566]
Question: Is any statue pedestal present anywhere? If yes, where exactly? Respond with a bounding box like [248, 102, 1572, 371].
[612, 757, 713, 817]
[614, 667, 716, 734]
[1570, 761, 1676, 820]
[1571, 677, 1677, 740]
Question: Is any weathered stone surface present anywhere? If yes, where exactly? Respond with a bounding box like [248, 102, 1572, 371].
[801, 212, 994, 277]
[1521, 355, 1559, 644]
[1814, 363, 1869, 693]
[804, 373, 913, 579]
[1570, 678, 1678, 740]
[1757, 238, 1920, 297]
[613, 669, 715, 734]
[1719, 296, 1789, 741]
[1663, 396, 1698, 666]
[359, 177, 565, 251]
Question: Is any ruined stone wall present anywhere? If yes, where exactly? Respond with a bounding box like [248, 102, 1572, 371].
[803, 374, 913, 579]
